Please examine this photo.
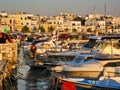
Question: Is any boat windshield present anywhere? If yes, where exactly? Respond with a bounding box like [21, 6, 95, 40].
[73, 55, 85, 63]
[95, 39, 120, 60]
[70, 55, 94, 66]
[97, 39, 120, 49]
[83, 39, 97, 48]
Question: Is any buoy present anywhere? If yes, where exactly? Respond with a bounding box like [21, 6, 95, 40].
[62, 81, 76, 90]
[0, 33, 2, 38]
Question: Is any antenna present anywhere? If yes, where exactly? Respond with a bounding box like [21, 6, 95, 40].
[93, 7, 96, 26]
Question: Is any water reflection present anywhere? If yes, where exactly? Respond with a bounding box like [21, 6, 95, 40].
[17, 66, 51, 90]
[15, 47, 51, 90]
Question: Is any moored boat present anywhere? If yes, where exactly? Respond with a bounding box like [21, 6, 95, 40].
[52, 66, 120, 90]
[52, 35, 120, 79]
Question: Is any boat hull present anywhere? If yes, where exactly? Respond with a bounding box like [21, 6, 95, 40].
[62, 71, 102, 79]
[52, 71, 102, 79]
[75, 83, 93, 89]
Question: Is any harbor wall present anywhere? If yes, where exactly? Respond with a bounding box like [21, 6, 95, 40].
[0, 43, 18, 63]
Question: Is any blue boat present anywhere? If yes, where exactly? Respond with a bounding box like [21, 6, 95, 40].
[53, 76, 120, 90]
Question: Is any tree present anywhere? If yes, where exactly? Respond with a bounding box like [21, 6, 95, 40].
[33, 27, 37, 32]
[87, 28, 92, 32]
[41, 19, 46, 24]
[72, 29, 77, 32]
[39, 26, 45, 33]
[48, 26, 54, 34]
[73, 16, 82, 21]
[81, 18, 86, 25]
[21, 25, 30, 33]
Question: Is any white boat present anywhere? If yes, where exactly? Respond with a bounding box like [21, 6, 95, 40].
[34, 35, 68, 55]
[48, 35, 113, 58]
[47, 35, 104, 65]
[23, 34, 63, 55]
[50, 35, 108, 72]
[52, 36, 120, 79]
[23, 34, 68, 68]
[23, 34, 50, 52]
[36, 40, 67, 55]
[51, 53, 95, 72]
[50, 35, 108, 73]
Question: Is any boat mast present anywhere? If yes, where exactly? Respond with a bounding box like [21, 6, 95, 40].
[93, 7, 98, 36]
[111, 39, 114, 58]
[105, 4, 108, 36]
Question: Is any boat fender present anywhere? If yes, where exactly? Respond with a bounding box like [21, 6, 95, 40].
[62, 81, 76, 90]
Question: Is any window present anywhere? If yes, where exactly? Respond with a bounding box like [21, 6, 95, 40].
[115, 68, 120, 76]
[104, 62, 120, 67]
[72, 23, 75, 26]
[26, 23, 29, 25]
[10, 26, 12, 30]
[10, 20, 12, 23]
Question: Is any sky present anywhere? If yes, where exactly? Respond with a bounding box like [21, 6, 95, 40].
[0, 0, 120, 16]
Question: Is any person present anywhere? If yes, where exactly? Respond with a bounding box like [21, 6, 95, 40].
[30, 43, 37, 58]
[0, 33, 12, 43]
[4, 34, 12, 43]
[0, 33, 6, 43]
[69, 43, 73, 50]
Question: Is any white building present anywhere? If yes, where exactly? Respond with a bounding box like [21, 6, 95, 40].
[0, 11, 7, 16]
[64, 20, 81, 32]
[47, 16, 64, 25]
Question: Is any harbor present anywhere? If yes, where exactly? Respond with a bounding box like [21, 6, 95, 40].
[0, 3, 120, 89]
[0, 32, 120, 90]
[0, 33, 85, 90]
